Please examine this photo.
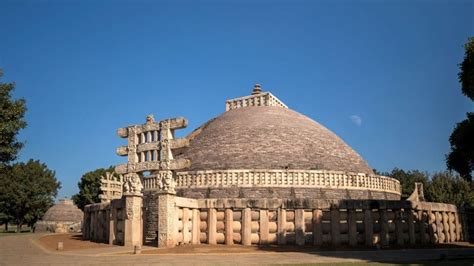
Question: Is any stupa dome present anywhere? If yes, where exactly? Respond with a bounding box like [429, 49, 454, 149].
[170, 87, 399, 200]
[179, 106, 373, 174]
[42, 199, 83, 222]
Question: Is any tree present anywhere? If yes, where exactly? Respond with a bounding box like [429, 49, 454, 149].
[447, 37, 474, 181]
[447, 113, 474, 181]
[0, 69, 28, 231]
[426, 172, 474, 207]
[384, 168, 429, 199]
[0, 69, 27, 167]
[0, 160, 60, 232]
[459, 37, 474, 101]
[72, 166, 114, 210]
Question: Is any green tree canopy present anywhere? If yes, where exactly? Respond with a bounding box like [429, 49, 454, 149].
[459, 37, 474, 101]
[447, 113, 474, 181]
[0, 159, 60, 231]
[72, 166, 114, 210]
[383, 168, 429, 199]
[426, 171, 474, 207]
[384, 168, 473, 207]
[0, 69, 27, 166]
[446, 37, 474, 181]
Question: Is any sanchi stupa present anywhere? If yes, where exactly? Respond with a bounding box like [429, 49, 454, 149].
[83, 85, 470, 248]
[35, 199, 83, 233]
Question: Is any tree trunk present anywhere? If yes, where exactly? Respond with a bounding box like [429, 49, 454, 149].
[16, 223, 21, 233]
[4, 222, 8, 232]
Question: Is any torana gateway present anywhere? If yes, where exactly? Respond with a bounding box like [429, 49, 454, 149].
[84, 85, 469, 248]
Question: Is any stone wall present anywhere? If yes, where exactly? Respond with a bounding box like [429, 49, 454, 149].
[35, 221, 81, 233]
[83, 199, 124, 244]
[84, 196, 470, 248]
[462, 206, 474, 243]
[176, 187, 400, 201]
[195, 199, 465, 247]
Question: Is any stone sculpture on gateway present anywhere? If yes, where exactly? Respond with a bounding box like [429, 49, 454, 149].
[123, 173, 143, 196]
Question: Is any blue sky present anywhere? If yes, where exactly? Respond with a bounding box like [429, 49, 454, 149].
[1, 0, 473, 199]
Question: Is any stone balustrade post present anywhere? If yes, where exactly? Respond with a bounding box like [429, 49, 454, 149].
[192, 209, 200, 244]
[418, 210, 427, 245]
[259, 210, 269, 245]
[396, 209, 404, 246]
[364, 208, 373, 247]
[109, 207, 116, 245]
[331, 208, 340, 246]
[454, 211, 461, 242]
[225, 209, 234, 245]
[380, 209, 389, 247]
[124, 195, 143, 247]
[408, 208, 416, 245]
[348, 208, 357, 247]
[207, 208, 217, 244]
[277, 208, 287, 245]
[182, 207, 190, 244]
[242, 208, 252, 246]
[295, 209, 305, 246]
[313, 209, 322, 246]
[157, 192, 177, 247]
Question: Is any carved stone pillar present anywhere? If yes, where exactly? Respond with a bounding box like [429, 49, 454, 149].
[124, 195, 143, 247]
[157, 192, 177, 247]
[122, 173, 144, 247]
[154, 169, 179, 248]
[115, 115, 190, 248]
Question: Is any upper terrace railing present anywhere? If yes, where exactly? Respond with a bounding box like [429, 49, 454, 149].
[140, 169, 401, 195]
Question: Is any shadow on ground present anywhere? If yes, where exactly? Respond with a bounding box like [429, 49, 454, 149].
[44, 234, 474, 265]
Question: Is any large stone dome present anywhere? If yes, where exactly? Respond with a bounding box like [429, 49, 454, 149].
[42, 199, 83, 222]
[178, 106, 373, 175]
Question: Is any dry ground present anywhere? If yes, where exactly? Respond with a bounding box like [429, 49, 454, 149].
[1, 233, 473, 265]
[38, 233, 474, 254]
[38, 233, 110, 251]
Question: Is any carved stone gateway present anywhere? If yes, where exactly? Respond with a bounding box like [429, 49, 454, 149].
[99, 172, 123, 203]
[115, 115, 190, 247]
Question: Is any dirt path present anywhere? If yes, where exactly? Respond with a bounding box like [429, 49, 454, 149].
[1, 233, 474, 265]
[38, 233, 110, 252]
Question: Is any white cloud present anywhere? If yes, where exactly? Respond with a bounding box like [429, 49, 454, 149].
[350, 115, 362, 126]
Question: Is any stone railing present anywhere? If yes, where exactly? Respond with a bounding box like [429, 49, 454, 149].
[83, 196, 470, 248]
[193, 199, 466, 247]
[225, 92, 288, 111]
[169, 170, 400, 195]
[83, 199, 125, 245]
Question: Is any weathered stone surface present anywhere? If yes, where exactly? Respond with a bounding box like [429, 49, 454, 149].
[82, 88, 472, 250]
[177, 187, 400, 201]
[177, 106, 373, 174]
[99, 172, 123, 202]
[35, 199, 83, 233]
[124, 196, 142, 247]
